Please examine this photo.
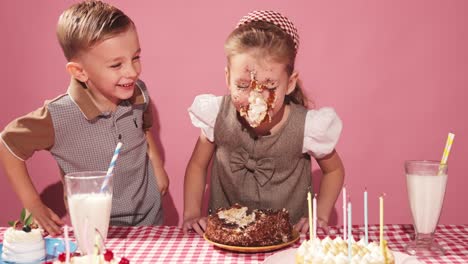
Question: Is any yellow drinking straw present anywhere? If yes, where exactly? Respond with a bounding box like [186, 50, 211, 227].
[307, 191, 313, 240]
[438, 132, 454, 175]
[440, 132, 454, 164]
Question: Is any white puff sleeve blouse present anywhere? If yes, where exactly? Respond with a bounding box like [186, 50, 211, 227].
[188, 94, 342, 157]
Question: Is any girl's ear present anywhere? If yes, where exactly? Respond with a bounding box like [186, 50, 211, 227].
[66, 62, 88, 83]
[286, 71, 299, 95]
[225, 66, 230, 87]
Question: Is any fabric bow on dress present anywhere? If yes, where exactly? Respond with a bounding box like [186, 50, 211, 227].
[230, 148, 275, 186]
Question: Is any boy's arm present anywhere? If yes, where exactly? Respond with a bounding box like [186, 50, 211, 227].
[145, 131, 169, 196]
[0, 142, 64, 235]
[182, 134, 215, 235]
[316, 149, 345, 225]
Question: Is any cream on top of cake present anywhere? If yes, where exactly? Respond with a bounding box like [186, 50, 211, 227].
[296, 237, 394, 264]
[1, 227, 45, 263]
[217, 206, 256, 228]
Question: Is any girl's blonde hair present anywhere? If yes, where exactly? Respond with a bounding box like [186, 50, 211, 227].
[56, 0, 134, 61]
[224, 21, 308, 107]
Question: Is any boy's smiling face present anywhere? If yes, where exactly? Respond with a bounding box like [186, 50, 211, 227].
[70, 26, 142, 110]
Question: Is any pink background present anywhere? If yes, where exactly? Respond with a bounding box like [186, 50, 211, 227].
[1, 1, 467, 227]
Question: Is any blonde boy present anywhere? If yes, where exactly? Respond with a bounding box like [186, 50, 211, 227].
[0, 1, 168, 235]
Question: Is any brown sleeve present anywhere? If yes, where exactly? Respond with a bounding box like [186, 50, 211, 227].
[142, 100, 154, 131]
[0, 105, 54, 160]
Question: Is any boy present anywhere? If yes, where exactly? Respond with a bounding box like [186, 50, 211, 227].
[0, 1, 168, 236]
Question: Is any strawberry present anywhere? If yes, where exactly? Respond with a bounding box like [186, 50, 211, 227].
[58, 252, 66, 262]
[104, 249, 114, 261]
[119, 257, 130, 264]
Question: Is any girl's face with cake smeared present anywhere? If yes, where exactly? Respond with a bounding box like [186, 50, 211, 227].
[226, 50, 298, 127]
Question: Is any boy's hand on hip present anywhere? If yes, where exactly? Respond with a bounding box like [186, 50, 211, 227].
[156, 170, 169, 196]
[28, 201, 64, 236]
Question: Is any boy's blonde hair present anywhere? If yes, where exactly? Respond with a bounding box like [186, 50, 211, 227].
[225, 21, 308, 107]
[57, 0, 134, 61]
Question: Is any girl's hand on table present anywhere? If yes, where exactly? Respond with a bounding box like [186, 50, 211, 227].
[317, 218, 330, 235]
[294, 217, 330, 235]
[182, 216, 207, 236]
[294, 217, 310, 234]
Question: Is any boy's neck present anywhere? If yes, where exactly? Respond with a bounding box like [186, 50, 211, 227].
[86, 87, 120, 113]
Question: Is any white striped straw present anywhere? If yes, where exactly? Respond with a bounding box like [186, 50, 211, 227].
[439, 132, 454, 175]
[101, 142, 123, 192]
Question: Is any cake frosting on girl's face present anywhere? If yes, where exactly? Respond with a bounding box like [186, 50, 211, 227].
[238, 74, 277, 128]
[228, 54, 297, 129]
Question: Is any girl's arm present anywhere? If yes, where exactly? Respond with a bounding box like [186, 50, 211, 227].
[316, 149, 345, 225]
[182, 133, 215, 235]
[145, 131, 169, 196]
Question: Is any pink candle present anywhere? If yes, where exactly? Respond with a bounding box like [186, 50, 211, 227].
[343, 185, 347, 240]
[313, 194, 317, 239]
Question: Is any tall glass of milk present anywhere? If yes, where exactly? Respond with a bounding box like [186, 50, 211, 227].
[405, 160, 447, 256]
[65, 171, 113, 255]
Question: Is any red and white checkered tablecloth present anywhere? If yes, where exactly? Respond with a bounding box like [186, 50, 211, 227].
[1, 224, 467, 263]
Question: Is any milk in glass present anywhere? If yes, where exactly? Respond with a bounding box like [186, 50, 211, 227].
[68, 193, 112, 255]
[406, 173, 447, 234]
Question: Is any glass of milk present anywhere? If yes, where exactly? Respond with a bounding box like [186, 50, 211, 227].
[405, 160, 447, 256]
[65, 171, 113, 255]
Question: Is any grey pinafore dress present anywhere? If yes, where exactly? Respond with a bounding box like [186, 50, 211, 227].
[209, 95, 311, 224]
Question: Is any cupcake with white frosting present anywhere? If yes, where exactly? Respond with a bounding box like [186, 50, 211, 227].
[1, 209, 45, 263]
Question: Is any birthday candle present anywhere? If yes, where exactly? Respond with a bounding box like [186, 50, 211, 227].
[313, 194, 317, 240]
[307, 191, 313, 240]
[347, 201, 352, 262]
[364, 188, 368, 245]
[343, 185, 347, 240]
[379, 195, 384, 250]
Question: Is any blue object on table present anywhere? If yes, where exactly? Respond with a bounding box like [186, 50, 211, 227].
[0, 237, 77, 263]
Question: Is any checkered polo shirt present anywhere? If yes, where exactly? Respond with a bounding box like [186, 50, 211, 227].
[1, 78, 162, 226]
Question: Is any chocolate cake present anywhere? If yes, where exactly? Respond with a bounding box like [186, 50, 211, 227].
[205, 204, 293, 246]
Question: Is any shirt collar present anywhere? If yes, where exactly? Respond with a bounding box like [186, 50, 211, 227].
[67, 78, 146, 120]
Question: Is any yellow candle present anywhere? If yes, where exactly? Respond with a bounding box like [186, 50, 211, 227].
[379, 195, 384, 250]
[307, 191, 313, 240]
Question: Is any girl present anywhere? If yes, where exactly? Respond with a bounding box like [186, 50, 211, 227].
[183, 10, 344, 235]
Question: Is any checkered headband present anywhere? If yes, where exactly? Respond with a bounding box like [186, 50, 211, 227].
[237, 10, 299, 50]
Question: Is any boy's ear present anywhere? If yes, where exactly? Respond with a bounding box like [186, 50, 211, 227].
[66, 62, 88, 83]
[286, 71, 299, 95]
